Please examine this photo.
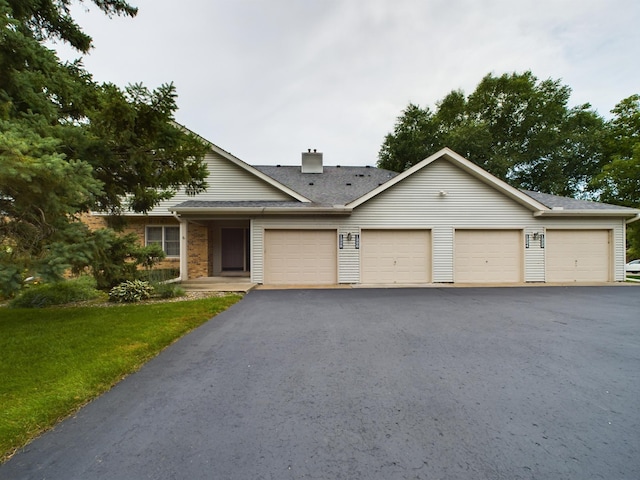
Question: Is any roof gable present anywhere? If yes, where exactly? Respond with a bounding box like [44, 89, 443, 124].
[347, 148, 549, 211]
[178, 125, 311, 203]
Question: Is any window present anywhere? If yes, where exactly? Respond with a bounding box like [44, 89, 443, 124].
[146, 226, 180, 257]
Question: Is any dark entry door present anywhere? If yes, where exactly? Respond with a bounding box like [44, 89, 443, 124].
[221, 228, 248, 271]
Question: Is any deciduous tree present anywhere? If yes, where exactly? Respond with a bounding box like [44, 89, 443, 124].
[378, 72, 606, 197]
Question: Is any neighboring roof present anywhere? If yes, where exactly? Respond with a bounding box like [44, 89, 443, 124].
[253, 165, 398, 205]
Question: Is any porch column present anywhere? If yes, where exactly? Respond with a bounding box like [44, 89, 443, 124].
[179, 218, 188, 280]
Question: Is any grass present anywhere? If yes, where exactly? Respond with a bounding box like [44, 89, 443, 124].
[0, 295, 242, 463]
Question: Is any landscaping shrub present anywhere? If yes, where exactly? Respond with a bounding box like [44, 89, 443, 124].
[138, 268, 180, 283]
[152, 282, 186, 299]
[9, 277, 101, 308]
[109, 280, 154, 303]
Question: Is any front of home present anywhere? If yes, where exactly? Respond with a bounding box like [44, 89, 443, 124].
[91, 137, 640, 285]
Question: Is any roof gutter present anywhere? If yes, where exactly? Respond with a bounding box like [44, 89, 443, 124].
[534, 209, 640, 218]
[169, 206, 353, 215]
[626, 213, 640, 224]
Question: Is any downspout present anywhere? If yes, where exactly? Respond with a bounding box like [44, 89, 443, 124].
[172, 212, 188, 282]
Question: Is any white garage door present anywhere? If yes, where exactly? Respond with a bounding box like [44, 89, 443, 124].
[455, 230, 522, 283]
[361, 230, 431, 284]
[546, 230, 610, 282]
[264, 230, 337, 284]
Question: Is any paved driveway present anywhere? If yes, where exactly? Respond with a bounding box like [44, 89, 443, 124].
[2, 287, 639, 479]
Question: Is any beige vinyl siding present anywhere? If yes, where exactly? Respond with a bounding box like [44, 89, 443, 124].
[524, 227, 546, 282]
[351, 160, 535, 227]
[432, 227, 454, 282]
[145, 152, 293, 215]
[338, 225, 360, 284]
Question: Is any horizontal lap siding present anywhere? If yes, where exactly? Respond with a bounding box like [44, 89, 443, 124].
[147, 152, 292, 215]
[338, 225, 360, 283]
[432, 227, 454, 282]
[525, 227, 545, 282]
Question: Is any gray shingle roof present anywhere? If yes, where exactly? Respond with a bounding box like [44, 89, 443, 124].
[254, 165, 398, 205]
[520, 190, 636, 211]
[173, 164, 636, 214]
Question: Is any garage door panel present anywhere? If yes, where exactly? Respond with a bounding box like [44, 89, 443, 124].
[546, 230, 610, 282]
[455, 230, 522, 283]
[361, 230, 431, 284]
[264, 230, 337, 284]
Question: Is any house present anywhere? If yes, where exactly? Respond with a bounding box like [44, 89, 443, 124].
[90, 136, 640, 285]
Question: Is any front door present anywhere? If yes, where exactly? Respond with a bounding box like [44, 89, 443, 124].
[221, 228, 249, 272]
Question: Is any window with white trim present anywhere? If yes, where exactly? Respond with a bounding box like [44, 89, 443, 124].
[146, 226, 180, 257]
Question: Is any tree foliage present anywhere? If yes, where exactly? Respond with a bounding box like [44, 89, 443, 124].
[378, 72, 606, 197]
[0, 0, 210, 295]
[379, 72, 640, 258]
[590, 95, 640, 259]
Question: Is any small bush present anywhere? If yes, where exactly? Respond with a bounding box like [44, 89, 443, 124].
[139, 268, 180, 283]
[152, 282, 186, 299]
[10, 277, 101, 308]
[109, 280, 154, 303]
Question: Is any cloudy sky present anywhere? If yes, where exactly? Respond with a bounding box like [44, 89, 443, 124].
[55, 0, 640, 166]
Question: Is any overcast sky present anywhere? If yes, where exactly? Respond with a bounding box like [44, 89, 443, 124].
[55, 0, 640, 166]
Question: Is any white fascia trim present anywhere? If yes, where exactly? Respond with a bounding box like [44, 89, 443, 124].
[534, 210, 640, 218]
[347, 147, 549, 212]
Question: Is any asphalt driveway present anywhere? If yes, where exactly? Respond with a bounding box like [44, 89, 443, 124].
[2, 287, 639, 479]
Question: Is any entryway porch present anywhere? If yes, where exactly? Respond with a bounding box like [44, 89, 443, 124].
[180, 276, 256, 293]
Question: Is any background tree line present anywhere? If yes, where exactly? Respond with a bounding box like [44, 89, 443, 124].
[0, 0, 210, 296]
[378, 72, 640, 258]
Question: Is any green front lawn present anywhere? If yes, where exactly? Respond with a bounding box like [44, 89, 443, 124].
[0, 295, 242, 463]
